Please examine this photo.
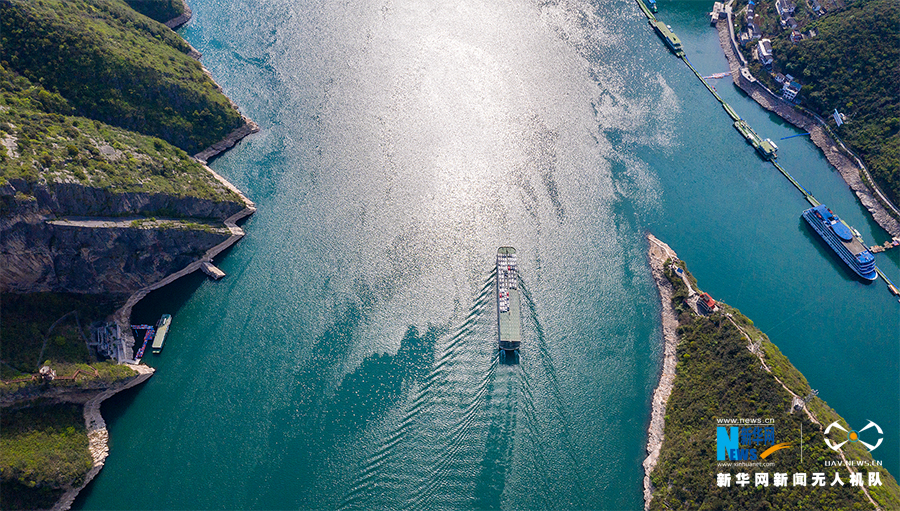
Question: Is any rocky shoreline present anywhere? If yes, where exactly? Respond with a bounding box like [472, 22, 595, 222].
[713, 14, 900, 238]
[41, 3, 259, 509]
[51, 364, 155, 511]
[643, 234, 681, 510]
[112, 170, 256, 357]
[164, 0, 192, 30]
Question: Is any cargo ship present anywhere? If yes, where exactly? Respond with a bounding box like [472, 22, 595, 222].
[151, 314, 172, 354]
[802, 205, 877, 281]
[497, 247, 521, 352]
[649, 20, 684, 57]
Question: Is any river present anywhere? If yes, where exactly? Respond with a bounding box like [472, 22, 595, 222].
[75, 0, 898, 509]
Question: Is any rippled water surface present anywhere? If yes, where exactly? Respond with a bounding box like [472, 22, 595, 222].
[76, 0, 898, 509]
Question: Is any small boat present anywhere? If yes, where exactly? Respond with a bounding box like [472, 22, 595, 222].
[151, 314, 172, 354]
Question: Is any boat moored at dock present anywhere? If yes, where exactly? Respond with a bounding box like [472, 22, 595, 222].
[151, 314, 172, 354]
[802, 205, 877, 281]
[497, 247, 521, 352]
[732, 119, 777, 160]
[649, 20, 684, 57]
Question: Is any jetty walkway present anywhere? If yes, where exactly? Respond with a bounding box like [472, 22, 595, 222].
[634, 0, 897, 297]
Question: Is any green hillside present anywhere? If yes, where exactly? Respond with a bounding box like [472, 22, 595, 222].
[123, 0, 186, 24]
[0, 64, 241, 206]
[0, 0, 244, 155]
[649, 259, 900, 511]
[774, 0, 900, 206]
[0, 404, 90, 510]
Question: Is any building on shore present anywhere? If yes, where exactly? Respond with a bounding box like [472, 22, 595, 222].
[782, 80, 802, 101]
[757, 38, 774, 68]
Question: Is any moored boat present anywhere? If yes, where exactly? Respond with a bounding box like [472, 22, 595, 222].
[151, 314, 172, 354]
[649, 20, 684, 57]
[802, 205, 877, 281]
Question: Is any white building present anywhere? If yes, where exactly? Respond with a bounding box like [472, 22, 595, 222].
[776, 0, 796, 24]
[782, 81, 802, 101]
[757, 38, 774, 67]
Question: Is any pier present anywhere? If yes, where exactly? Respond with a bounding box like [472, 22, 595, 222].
[870, 238, 900, 253]
[201, 261, 226, 280]
[131, 324, 155, 362]
[780, 132, 811, 140]
[634, 0, 897, 297]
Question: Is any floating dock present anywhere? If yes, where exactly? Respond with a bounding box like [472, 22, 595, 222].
[732, 120, 778, 160]
[876, 268, 900, 300]
[635, 0, 657, 20]
[649, 20, 685, 57]
[868, 237, 899, 253]
[151, 314, 171, 354]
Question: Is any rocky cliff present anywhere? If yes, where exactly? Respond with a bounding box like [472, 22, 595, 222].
[0, 179, 239, 295]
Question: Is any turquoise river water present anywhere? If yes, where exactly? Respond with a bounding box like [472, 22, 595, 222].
[76, 0, 898, 509]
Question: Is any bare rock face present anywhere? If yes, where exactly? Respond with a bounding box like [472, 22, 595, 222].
[0, 181, 238, 294]
[4, 179, 245, 220]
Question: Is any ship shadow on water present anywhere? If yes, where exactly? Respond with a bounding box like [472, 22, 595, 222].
[337, 270, 512, 510]
[499, 349, 520, 365]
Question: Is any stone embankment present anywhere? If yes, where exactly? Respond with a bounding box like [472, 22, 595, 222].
[113, 166, 255, 360]
[194, 118, 261, 164]
[52, 364, 155, 511]
[164, 0, 192, 30]
[643, 234, 681, 510]
[714, 8, 900, 238]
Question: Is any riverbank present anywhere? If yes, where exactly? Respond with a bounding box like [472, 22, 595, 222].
[643, 234, 681, 510]
[112, 180, 255, 358]
[114, 0, 260, 360]
[0, 1, 260, 508]
[52, 364, 154, 511]
[81, 9, 258, 507]
[713, 11, 900, 238]
[644, 236, 900, 510]
[164, 0, 192, 30]
[0, 363, 153, 511]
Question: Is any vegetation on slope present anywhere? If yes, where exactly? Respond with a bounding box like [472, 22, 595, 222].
[778, 0, 900, 206]
[649, 260, 900, 510]
[0, 64, 242, 206]
[0, 0, 244, 506]
[0, 294, 139, 511]
[738, 0, 900, 206]
[0, 294, 139, 508]
[0, 293, 121, 378]
[0, 404, 90, 510]
[123, 0, 186, 24]
[0, 0, 244, 155]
